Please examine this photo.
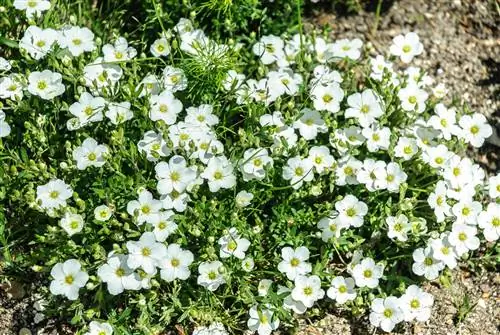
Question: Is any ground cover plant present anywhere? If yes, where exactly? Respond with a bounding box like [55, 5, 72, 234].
[0, 0, 499, 334]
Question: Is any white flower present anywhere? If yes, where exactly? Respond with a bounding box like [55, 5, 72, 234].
[310, 83, 344, 113]
[155, 155, 197, 195]
[152, 210, 177, 242]
[317, 211, 345, 241]
[293, 108, 328, 140]
[240, 148, 273, 181]
[267, 68, 303, 96]
[191, 133, 224, 164]
[20, 26, 58, 60]
[271, 126, 299, 153]
[126, 189, 162, 225]
[27, 70, 65, 100]
[58, 26, 96, 56]
[277, 246, 312, 280]
[330, 38, 363, 60]
[412, 246, 444, 280]
[247, 306, 280, 335]
[370, 55, 393, 81]
[326, 276, 356, 304]
[442, 155, 473, 189]
[383, 162, 408, 193]
[197, 261, 225, 291]
[280, 286, 307, 314]
[218, 227, 251, 259]
[256, 279, 272, 297]
[163, 66, 188, 92]
[83, 57, 123, 91]
[252, 35, 284, 65]
[137, 130, 170, 162]
[242, 257, 255, 272]
[0, 57, 11, 71]
[310, 37, 330, 63]
[0, 111, 11, 138]
[458, 113, 492, 147]
[335, 195, 368, 228]
[49, 259, 88, 300]
[36, 179, 73, 210]
[398, 84, 428, 113]
[352, 257, 384, 288]
[477, 203, 500, 242]
[362, 126, 391, 152]
[335, 156, 362, 186]
[84, 321, 113, 335]
[430, 234, 458, 269]
[0, 74, 24, 100]
[448, 223, 480, 256]
[400, 285, 434, 322]
[451, 200, 482, 225]
[308, 145, 334, 173]
[389, 32, 423, 63]
[422, 144, 452, 169]
[311, 65, 343, 86]
[386, 214, 411, 242]
[236, 190, 254, 208]
[428, 104, 460, 140]
[292, 275, 325, 308]
[13, 0, 50, 18]
[345, 89, 383, 127]
[369, 297, 404, 332]
[394, 137, 418, 161]
[150, 37, 171, 57]
[192, 322, 228, 335]
[137, 74, 161, 97]
[94, 205, 113, 221]
[105, 101, 133, 125]
[247, 78, 279, 105]
[358, 159, 386, 192]
[185, 104, 219, 127]
[487, 174, 500, 199]
[428, 181, 451, 222]
[223, 70, 246, 91]
[201, 156, 236, 192]
[60, 212, 84, 236]
[126, 232, 167, 274]
[149, 90, 183, 124]
[68, 92, 106, 128]
[158, 244, 194, 282]
[72, 138, 109, 170]
[102, 37, 136, 62]
[405, 66, 433, 87]
[282, 156, 314, 189]
[161, 191, 190, 213]
[430, 81, 447, 97]
[97, 254, 141, 295]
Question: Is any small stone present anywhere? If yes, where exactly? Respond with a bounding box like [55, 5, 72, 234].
[476, 298, 487, 309]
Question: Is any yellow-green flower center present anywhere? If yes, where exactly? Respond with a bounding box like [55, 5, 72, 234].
[37, 81, 47, 90]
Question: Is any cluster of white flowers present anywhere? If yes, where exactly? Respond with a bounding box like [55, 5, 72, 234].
[4, 2, 497, 333]
[369, 285, 434, 332]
